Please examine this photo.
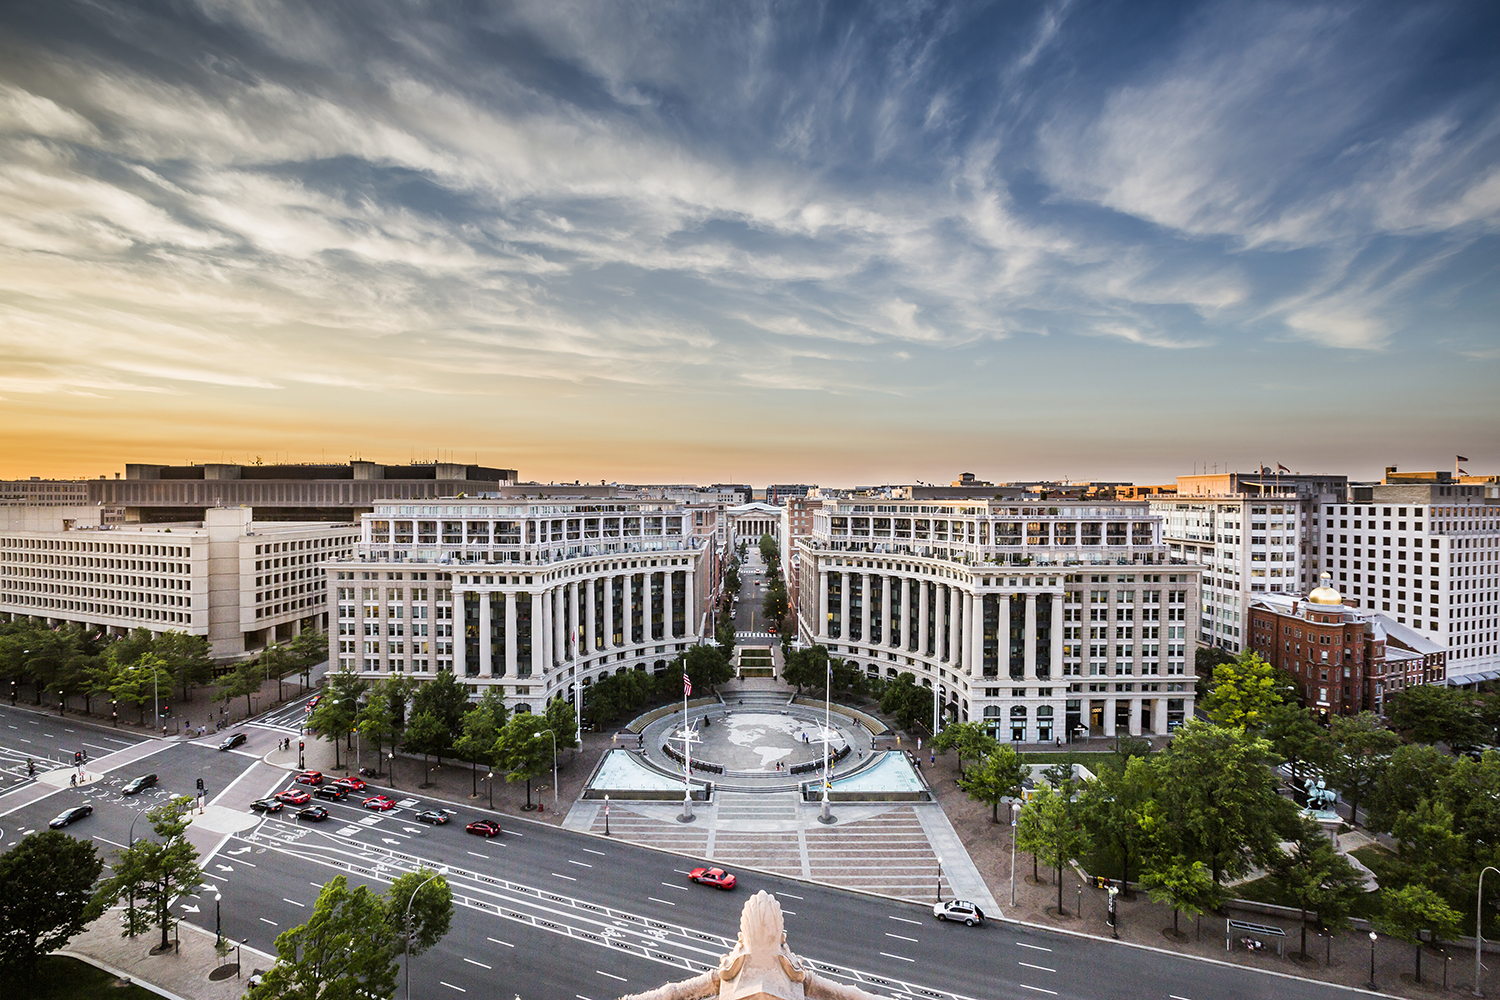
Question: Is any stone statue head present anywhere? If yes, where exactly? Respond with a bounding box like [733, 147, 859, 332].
[717, 890, 806, 999]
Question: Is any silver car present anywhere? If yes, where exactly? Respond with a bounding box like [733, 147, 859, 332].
[932, 899, 984, 926]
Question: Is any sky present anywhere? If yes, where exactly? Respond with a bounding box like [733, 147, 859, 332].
[1, 1, 1497, 487]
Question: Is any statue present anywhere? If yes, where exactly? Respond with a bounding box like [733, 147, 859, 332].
[617, 890, 880, 1000]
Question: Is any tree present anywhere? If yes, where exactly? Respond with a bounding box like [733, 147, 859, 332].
[218, 658, 263, 719]
[1262, 702, 1334, 789]
[411, 669, 470, 738]
[1016, 782, 1090, 915]
[1266, 815, 1366, 958]
[286, 629, 329, 688]
[155, 631, 213, 703]
[759, 533, 778, 565]
[1377, 884, 1463, 983]
[956, 746, 1026, 822]
[385, 868, 453, 958]
[681, 643, 733, 695]
[879, 672, 935, 734]
[1154, 721, 1287, 886]
[96, 796, 204, 951]
[403, 711, 450, 786]
[111, 654, 169, 726]
[1194, 645, 1236, 699]
[1367, 744, 1454, 833]
[781, 644, 829, 694]
[1391, 798, 1464, 894]
[259, 645, 298, 703]
[495, 711, 554, 809]
[248, 876, 399, 1000]
[357, 689, 397, 775]
[1327, 712, 1399, 827]
[0, 832, 103, 979]
[1386, 685, 1486, 748]
[932, 721, 999, 778]
[1203, 650, 1285, 729]
[308, 684, 359, 769]
[1141, 856, 1217, 937]
[1078, 756, 1157, 892]
[762, 580, 789, 623]
[454, 696, 505, 796]
[544, 697, 579, 750]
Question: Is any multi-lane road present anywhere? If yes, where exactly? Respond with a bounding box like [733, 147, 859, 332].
[0, 701, 1373, 1000]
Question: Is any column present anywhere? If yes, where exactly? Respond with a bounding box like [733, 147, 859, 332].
[860, 573, 872, 648]
[684, 567, 696, 638]
[971, 592, 985, 677]
[881, 574, 893, 648]
[585, 578, 597, 655]
[555, 586, 566, 663]
[603, 575, 615, 648]
[456, 590, 469, 676]
[648, 571, 659, 642]
[504, 590, 517, 677]
[539, 589, 552, 669]
[1051, 595, 1065, 679]
[1103, 697, 1117, 737]
[934, 585, 946, 662]
[997, 591, 1010, 676]
[665, 569, 676, 639]
[1152, 697, 1167, 735]
[818, 568, 830, 640]
[529, 591, 542, 676]
[838, 571, 850, 642]
[900, 577, 911, 650]
[569, 581, 581, 658]
[918, 580, 930, 657]
[1024, 594, 1038, 680]
[960, 590, 974, 672]
[1128, 697, 1143, 736]
[948, 585, 961, 664]
[479, 590, 492, 675]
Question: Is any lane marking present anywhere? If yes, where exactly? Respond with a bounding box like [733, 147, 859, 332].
[597, 971, 627, 982]
[1019, 986, 1057, 996]
[661, 882, 689, 891]
[1015, 941, 1053, 952]
[463, 958, 491, 969]
[567, 859, 592, 868]
[283, 898, 305, 908]
[778, 892, 803, 899]
[440, 982, 466, 992]
[878, 952, 914, 962]
[259, 918, 277, 926]
[486, 937, 514, 948]
[647, 897, 676, 906]
[467, 851, 489, 859]
[1170, 996, 1195, 1000]
[1019, 962, 1056, 973]
[885, 932, 918, 943]
[552, 872, 577, 881]
[582, 848, 607, 856]
[888, 915, 922, 925]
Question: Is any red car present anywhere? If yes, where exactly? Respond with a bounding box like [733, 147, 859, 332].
[689, 867, 737, 890]
[362, 795, 396, 811]
[275, 788, 311, 805]
[465, 820, 502, 838]
[305, 695, 322, 713]
[333, 776, 367, 792]
[294, 770, 324, 786]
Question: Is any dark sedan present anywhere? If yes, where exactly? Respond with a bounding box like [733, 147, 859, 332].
[218, 733, 247, 751]
[296, 806, 329, 822]
[49, 805, 93, 829]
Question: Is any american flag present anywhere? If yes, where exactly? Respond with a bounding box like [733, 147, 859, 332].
[683, 673, 692, 696]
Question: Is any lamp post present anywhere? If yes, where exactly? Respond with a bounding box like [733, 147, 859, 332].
[535, 729, 558, 809]
[389, 752, 397, 789]
[404, 869, 447, 1000]
[485, 771, 494, 810]
[935, 856, 943, 902]
[127, 810, 146, 937]
[236, 939, 245, 979]
[1369, 931, 1378, 990]
[214, 889, 223, 949]
[1010, 801, 1020, 907]
[604, 794, 610, 836]
[819, 657, 834, 824]
[1476, 865, 1499, 997]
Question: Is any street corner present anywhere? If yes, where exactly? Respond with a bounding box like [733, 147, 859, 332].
[37, 767, 100, 789]
[187, 804, 262, 835]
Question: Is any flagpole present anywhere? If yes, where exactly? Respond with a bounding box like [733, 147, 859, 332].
[679, 670, 694, 822]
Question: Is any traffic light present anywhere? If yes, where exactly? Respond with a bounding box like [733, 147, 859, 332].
[73, 751, 83, 765]
[299, 740, 304, 752]
[196, 778, 205, 791]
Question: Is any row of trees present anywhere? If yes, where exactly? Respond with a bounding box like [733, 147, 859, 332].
[579, 643, 735, 730]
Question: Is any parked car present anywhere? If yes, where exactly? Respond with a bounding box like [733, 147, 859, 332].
[121, 774, 157, 795]
[361, 795, 396, 811]
[49, 805, 93, 829]
[250, 798, 283, 814]
[932, 899, 985, 926]
[689, 867, 737, 890]
[332, 776, 367, 792]
[293, 770, 324, 786]
[218, 733, 247, 751]
[275, 788, 311, 805]
[415, 810, 449, 825]
[465, 820, 502, 838]
[296, 806, 329, 822]
[313, 785, 347, 802]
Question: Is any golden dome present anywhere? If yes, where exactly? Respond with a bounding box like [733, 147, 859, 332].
[1308, 572, 1342, 605]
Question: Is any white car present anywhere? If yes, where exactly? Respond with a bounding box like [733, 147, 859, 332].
[932, 899, 985, 926]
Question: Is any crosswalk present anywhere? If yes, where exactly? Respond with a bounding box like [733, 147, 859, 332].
[735, 631, 778, 640]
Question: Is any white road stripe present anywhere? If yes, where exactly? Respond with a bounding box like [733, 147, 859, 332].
[878, 952, 914, 962]
[583, 848, 607, 856]
[259, 918, 277, 926]
[1015, 941, 1053, 951]
[463, 958, 491, 969]
[486, 937, 514, 948]
[1018, 986, 1057, 996]
[283, 898, 305, 908]
[552, 872, 577, 881]
[885, 932, 917, 943]
[1018, 962, 1055, 973]
[647, 897, 676, 906]
[467, 851, 489, 859]
[568, 859, 592, 868]
[440, 982, 466, 992]
[888, 915, 921, 925]
[597, 971, 627, 982]
[778, 891, 803, 899]
[661, 882, 689, 891]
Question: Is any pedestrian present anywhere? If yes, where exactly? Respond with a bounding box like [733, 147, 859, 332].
[930, 753, 935, 765]
[70, 773, 77, 787]
[917, 737, 922, 751]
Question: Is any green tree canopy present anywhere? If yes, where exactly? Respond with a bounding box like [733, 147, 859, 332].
[1266, 815, 1367, 958]
[385, 868, 453, 958]
[411, 669, 470, 737]
[1262, 701, 1334, 787]
[932, 720, 1000, 778]
[155, 630, 213, 703]
[1366, 743, 1454, 834]
[543, 697, 579, 750]
[759, 533, 779, 565]
[403, 710, 451, 780]
[1016, 783, 1090, 915]
[0, 832, 103, 979]
[248, 876, 399, 1000]
[495, 711, 554, 808]
[217, 658, 263, 719]
[286, 629, 329, 682]
[681, 643, 734, 695]
[956, 745, 1026, 823]
[308, 672, 364, 769]
[95, 796, 203, 951]
[1385, 684, 1487, 748]
[1202, 650, 1287, 729]
[1376, 884, 1463, 983]
[1077, 755, 1158, 891]
[1327, 712, 1399, 827]
[1141, 856, 1217, 936]
[879, 671, 935, 734]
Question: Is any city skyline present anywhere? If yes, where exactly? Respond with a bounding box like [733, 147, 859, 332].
[2, 2, 1497, 483]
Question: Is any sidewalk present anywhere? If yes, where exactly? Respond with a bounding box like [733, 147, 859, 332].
[64, 907, 274, 1000]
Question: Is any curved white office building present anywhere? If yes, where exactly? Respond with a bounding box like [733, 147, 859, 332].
[330, 498, 713, 713]
[796, 498, 1202, 741]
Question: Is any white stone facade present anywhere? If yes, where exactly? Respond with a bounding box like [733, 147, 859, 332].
[329, 498, 713, 712]
[796, 498, 1200, 741]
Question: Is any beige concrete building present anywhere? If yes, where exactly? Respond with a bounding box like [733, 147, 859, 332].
[0, 506, 358, 660]
[795, 497, 1200, 741]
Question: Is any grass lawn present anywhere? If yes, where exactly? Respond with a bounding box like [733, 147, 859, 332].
[1229, 873, 1385, 922]
[0, 955, 161, 998]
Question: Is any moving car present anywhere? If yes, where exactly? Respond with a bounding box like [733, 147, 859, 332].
[415, 809, 449, 825]
[218, 733, 247, 751]
[296, 806, 329, 822]
[250, 798, 283, 814]
[465, 820, 502, 838]
[293, 770, 324, 786]
[121, 774, 157, 795]
[275, 788, 311, 805]
[361, 794, 396, 811]
[689, 867, 737, 890]
[49, 805, 93, 829]
[932, 899, 985, 926]
[313, 785, 347, 802]
[332, 776, 367, 792]
[306, 695, 322, 712]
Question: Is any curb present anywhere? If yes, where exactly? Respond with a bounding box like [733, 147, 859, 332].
[52, 949, 188, 1000]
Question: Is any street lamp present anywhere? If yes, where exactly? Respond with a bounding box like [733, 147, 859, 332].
[126, 810, 147, 937]
[485, 771, 495, 810]
[935, 856, 943, 902]
[214, 889, 223, 949]
[819, 657, 834, 825]
[404, 869, 447, 1000]
[1476, 865, 1499, 997]
[535, 729, 558, 809]
[1010, 801, 1020, 907]
[1369, 930, 1378, 990]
